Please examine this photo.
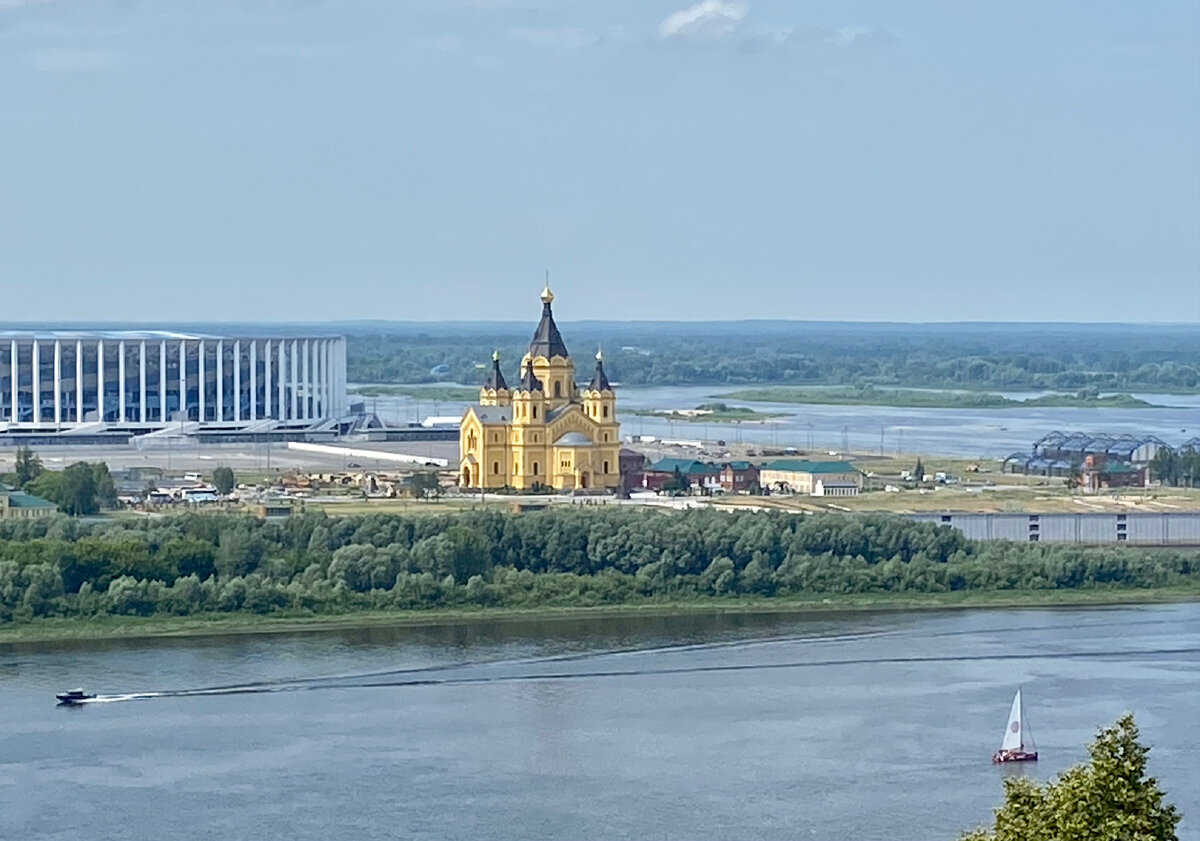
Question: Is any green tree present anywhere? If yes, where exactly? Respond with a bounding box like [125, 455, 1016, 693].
[212, 466, 236, 495]
[24, 470, 64, 509]
[408, 472, 441, 499]
[15, 446, 44, 487]
[91, 462, 117, 508]
[26, 462, 100, 515]
[913, 458, 925, 483]
[961, 713, 1180, 841]
[662, 467, 689, 494]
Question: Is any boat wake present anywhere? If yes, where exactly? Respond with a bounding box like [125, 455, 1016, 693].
[70, 645, 1200, 704]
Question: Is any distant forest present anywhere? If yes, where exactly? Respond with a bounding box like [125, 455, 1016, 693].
[1, 509, 1197, 622]
[343, 322, 1200, 392]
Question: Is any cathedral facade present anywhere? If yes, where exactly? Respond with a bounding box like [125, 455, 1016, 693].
[458, 288, 620, 491]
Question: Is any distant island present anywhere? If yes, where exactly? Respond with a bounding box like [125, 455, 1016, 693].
[719, 387, 1166, 410]
[351, 385, 479, 400]
[631, 403, 788, 423]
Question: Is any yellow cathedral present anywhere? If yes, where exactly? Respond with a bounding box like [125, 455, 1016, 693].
[458, 286, 620, 491]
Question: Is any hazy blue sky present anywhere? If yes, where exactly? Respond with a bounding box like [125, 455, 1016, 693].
[1, 0, 1197, 323]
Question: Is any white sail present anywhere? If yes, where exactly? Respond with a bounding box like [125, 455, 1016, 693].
[1000, 689, 1024, 750]
[1021, 698, 1036, 753]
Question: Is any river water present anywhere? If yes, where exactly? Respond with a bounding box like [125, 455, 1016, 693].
[3, 603, 1197, 840]
[363, 385, 1200, 458]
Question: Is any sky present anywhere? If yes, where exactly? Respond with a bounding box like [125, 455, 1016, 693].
[0, 0, 1197, 323]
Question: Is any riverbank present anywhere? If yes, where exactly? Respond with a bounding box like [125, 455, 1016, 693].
[4, 586, 1197, 646]
[721, 387, 1165, 410]
[630, 403, 788, 423]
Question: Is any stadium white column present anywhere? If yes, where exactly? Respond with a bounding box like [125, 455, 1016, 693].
[159, 340, 167, 422]
[216, 340, 224, 421]
[324, 339, 333, 417]
[198, 340, 206, 422]
[9, 340, 17, 423]
[97, 340, 105, 421]
[340, 338, 348, 414]
[331, 339, 340, 414]
[276, 340, 285, 420]
[313, 339, 321, 418]
[75, 340, 83, 423]
[31, 339, 40, 423]
[263, 340, 272, 420]
[117, 340, 126, 423]
[249, 340, 257, 421]
[315, 339, 324, 418]
[179, 340, 187, 422]
[53, 339, 62, 425]
[313, 340, 322, 418]
[300, 339, 309, 420]
[233, 340, 242, 421]
[290, 340, 298, 420]
[139, 340, 147, 423]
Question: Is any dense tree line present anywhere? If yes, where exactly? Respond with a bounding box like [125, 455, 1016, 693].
[17, 459, 118, 516]
[345, 324, 1200, 391]
[0, 509, 1195, 623]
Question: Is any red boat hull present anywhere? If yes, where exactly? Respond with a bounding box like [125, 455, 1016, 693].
[992, 750, 1038, 763]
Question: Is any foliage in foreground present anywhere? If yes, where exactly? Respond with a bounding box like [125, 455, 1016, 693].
[962, 714, 1180, 841]
[0, 509, 1197, 623]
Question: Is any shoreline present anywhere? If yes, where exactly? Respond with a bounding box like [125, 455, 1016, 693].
[3, 586, 1197, 647]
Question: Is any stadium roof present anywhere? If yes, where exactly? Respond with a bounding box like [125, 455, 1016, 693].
[0, 330, 342, 341]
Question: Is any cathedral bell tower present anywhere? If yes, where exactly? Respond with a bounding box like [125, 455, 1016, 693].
[511, 358, 547, 486]
[582, 350, 617, 429]
[523, 284, 575, 409]
[479, 350, 511, 407]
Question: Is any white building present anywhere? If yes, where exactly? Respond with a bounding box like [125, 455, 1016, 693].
[0, 331, 348, 434]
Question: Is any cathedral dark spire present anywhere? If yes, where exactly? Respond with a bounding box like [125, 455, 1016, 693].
[527, 284, 569, 360]
[587, 349, 611, 392]
[483, 350, 508, 391]
[518, 358, 544, 392]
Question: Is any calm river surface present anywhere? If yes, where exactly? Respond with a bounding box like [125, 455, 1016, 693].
[3, 603, 1198, 840]
[363, 385, 1200, 458]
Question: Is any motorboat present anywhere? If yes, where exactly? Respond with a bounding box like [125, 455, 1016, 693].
[992, 687, 1038, 763]
[56, 688, 96, 705]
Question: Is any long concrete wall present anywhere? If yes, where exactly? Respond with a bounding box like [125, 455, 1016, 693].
[286, 441, 449, 467]
[908, 512, 1200, 545]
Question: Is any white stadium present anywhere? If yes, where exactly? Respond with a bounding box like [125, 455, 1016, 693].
[0, 331, 349, 439]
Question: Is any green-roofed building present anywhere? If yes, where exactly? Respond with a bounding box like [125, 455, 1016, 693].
[0, 485, 58, 519]
[759, 459, 862, 496]
[642, 458, 722, 492]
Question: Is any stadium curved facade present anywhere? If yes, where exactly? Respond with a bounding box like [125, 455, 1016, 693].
[0, 332, 348, 433]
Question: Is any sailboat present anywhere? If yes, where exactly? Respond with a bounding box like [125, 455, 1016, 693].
[991, 688, 1038, 763]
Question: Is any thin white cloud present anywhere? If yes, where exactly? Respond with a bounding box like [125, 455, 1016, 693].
[826, 26, 895, 49]
[659, 0, 748, 41]
[738, 24, 898, 54]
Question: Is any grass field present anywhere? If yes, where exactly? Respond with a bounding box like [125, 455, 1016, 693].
[4, 585, 1197, 646]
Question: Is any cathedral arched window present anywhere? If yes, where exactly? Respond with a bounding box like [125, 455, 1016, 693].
[533, 462, 539, 476]
[603, 406, 609, 418]
[533, 406, 538, 419]
[492, 461, 500, 475]
[603, 460, 610, 474]
[554, 381, 561, 398]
